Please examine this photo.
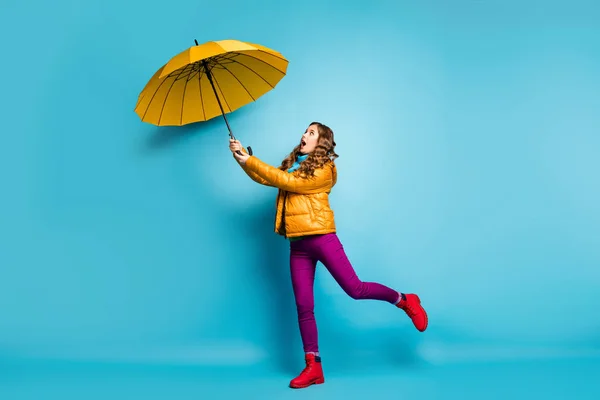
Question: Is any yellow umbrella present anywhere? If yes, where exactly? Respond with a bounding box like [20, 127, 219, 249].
[135, 39, 289, 155]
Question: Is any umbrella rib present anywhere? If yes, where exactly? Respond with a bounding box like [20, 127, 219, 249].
[220, 57, 275, 89]
[214, 60, 256, 102]
[158, 68, 188, 125]
[254, 48, 288, 63]
[230, 52, 287, 75]
[141, 74, 171, 121]
[136, 93, 144, 109]
[180, 76, 187, 125]
[210, 70, 232, 113]
[136, 69, 162, 109]
[198, 68, 206, 120]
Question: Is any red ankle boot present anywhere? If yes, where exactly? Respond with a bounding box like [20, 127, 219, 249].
[289, 353, 325, 389]
[396, 293, 428, 332]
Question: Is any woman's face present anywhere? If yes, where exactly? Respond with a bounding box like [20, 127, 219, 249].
[300, 124, 320, 154]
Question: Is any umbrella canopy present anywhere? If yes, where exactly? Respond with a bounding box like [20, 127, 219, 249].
[135, 39, 288, 127]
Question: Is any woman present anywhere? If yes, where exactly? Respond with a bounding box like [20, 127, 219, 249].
[229, 122, 428, 389]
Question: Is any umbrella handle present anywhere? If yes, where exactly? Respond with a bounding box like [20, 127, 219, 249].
[234, 146, 252, 156]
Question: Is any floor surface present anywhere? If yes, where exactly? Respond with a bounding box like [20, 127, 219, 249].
[2, 356, 599, 399]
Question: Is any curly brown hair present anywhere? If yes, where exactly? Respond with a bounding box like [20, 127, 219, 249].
[278, 122, 339, 177]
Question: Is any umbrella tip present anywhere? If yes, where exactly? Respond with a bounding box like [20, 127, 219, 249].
[194, 39, 199, 45]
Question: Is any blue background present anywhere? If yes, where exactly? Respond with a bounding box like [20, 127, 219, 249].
[2, 0, 599, 398]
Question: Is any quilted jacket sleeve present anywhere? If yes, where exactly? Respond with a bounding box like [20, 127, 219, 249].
[243, 156, 333, 194]
[238, 148, 272, 187]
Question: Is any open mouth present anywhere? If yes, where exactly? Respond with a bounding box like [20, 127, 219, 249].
[301, 139, 306, 146]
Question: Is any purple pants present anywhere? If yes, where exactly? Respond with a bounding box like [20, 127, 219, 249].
[289, 233, 399, 353]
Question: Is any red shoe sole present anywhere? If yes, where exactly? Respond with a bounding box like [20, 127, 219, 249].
[289, 377, 325, 389]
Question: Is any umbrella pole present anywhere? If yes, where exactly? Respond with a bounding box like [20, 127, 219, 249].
[202, 60, 253, 156]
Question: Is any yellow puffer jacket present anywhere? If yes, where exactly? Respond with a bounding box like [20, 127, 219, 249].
[241, 153, 337, 238]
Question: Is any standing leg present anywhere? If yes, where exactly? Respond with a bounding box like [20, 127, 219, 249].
[289, 243, 319, 353]
[289, 242, 325, 389]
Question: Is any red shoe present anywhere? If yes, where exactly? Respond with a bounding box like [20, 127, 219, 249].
[289, 353, 325, 389]
[396, 293, 428, 332]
